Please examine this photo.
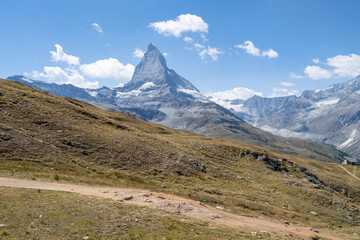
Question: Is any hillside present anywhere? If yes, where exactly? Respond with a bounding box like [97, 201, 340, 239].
[0, 79, 359, 239]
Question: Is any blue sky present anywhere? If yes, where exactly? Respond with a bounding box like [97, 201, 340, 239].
[1, 0, 360, 99]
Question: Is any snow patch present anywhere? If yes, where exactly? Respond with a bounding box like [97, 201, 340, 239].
[177, 88, 209, 102]
[21, 76, 34, 83]
[116, 90, 141, 97]
[313, 98, 340, 108]
[209, 97, 247, 112]
[139, 82, 156, 90]
[86, 90, 99, 97]
[259, 125, 323, 141]
[339, 129, 358, 149]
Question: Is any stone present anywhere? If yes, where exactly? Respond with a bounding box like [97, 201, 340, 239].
[123, 195, 133, 201]
[349, 207, 359, 212]
[299, 166, 307, 172]
[250, 152, 260, 158]
[257, 154, 268, 162]
[310, 211, 318, 216]
[190, 158, 206, 173]
[1, 133, 10, 141]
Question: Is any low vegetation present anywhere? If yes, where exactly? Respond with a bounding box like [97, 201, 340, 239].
[0, 79, 359, 239]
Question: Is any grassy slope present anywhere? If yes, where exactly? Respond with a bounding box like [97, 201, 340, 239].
[0, 79, 359, 239]
[0, 187, 261, 240]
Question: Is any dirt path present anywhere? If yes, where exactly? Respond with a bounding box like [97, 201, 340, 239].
[338, 165, 360, 181]
[0, 177, 342, 240]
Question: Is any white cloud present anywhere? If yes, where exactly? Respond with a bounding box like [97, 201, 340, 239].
[31, 66, 98, 89]
[235, 41, 278, 59]
[184, 36, 193, 43]
[235, 41, 261, 56]
[133, 48, 145, 58]
[50, 44, 80, 65]
[149, 14, 208, 37]
[198, 46, 223, 61]
[200, 33, 209, 42]
[194, 43, 205, 50]
[304, 65, 332, 80]
[270, 88, 299, 97]
[92, 23, 103, 33]
[327, 54, 360, 78]
[280, 81, 295, 87]
[80, 58, 135, 82]
[290, 72, 304, 79]
[206, 87, 263, 101]
[300, 54, 360, 81]
[262, 49, 278, 58]
[163, 52, 168, 57]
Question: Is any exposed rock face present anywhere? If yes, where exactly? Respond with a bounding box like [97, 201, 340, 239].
[254, 76, 360, 160]
[219, 75, 360, 161]
[239, 95, 297, 124]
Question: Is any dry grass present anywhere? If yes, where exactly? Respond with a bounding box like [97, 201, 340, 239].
[0, 79, 359, 239]
[0, 187, 261, 240]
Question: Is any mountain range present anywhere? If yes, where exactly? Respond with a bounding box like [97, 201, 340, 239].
[211, 76, 360, 160]
[7, 43, 346, 163]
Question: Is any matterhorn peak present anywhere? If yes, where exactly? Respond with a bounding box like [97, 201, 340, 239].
[147, 43, 158, 52]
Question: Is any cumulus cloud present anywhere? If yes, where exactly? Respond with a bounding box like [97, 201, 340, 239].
[280, 81, 295, 87]
[301, 54, 360, 80]
[198, 46, 223, 61]
[270, 88, 299, 97]
[92, 23, 103, 33]
[184, 36, 193, 43]
[149, 14, 208, 37]
[262, 49, 278, 58]
[235, 41, 260, 56]
[290, 72, 304, 79]
[206, 87, 263, 101]
[133, 48, 145, 58]
[304, 65, 332, 80]
[31, 44, 136, 88]
[50, 44, 80, 65]
[327, 54, 360, 78]
[194, 43, 205, 50]
[163, 52, 168, 57]
[312, 58, 320, 64]
[31, 66, 98, 89]
[235, 41, 278, 59]
[79, 58, 135, 82]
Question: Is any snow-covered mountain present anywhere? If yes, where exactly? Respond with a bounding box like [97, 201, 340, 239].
[7, 43, 346, 163]
[211, 76, 360, 160]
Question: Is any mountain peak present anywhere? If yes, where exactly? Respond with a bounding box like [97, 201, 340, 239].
[123, 43, 199, 95]
[147, 43, 158, 52]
